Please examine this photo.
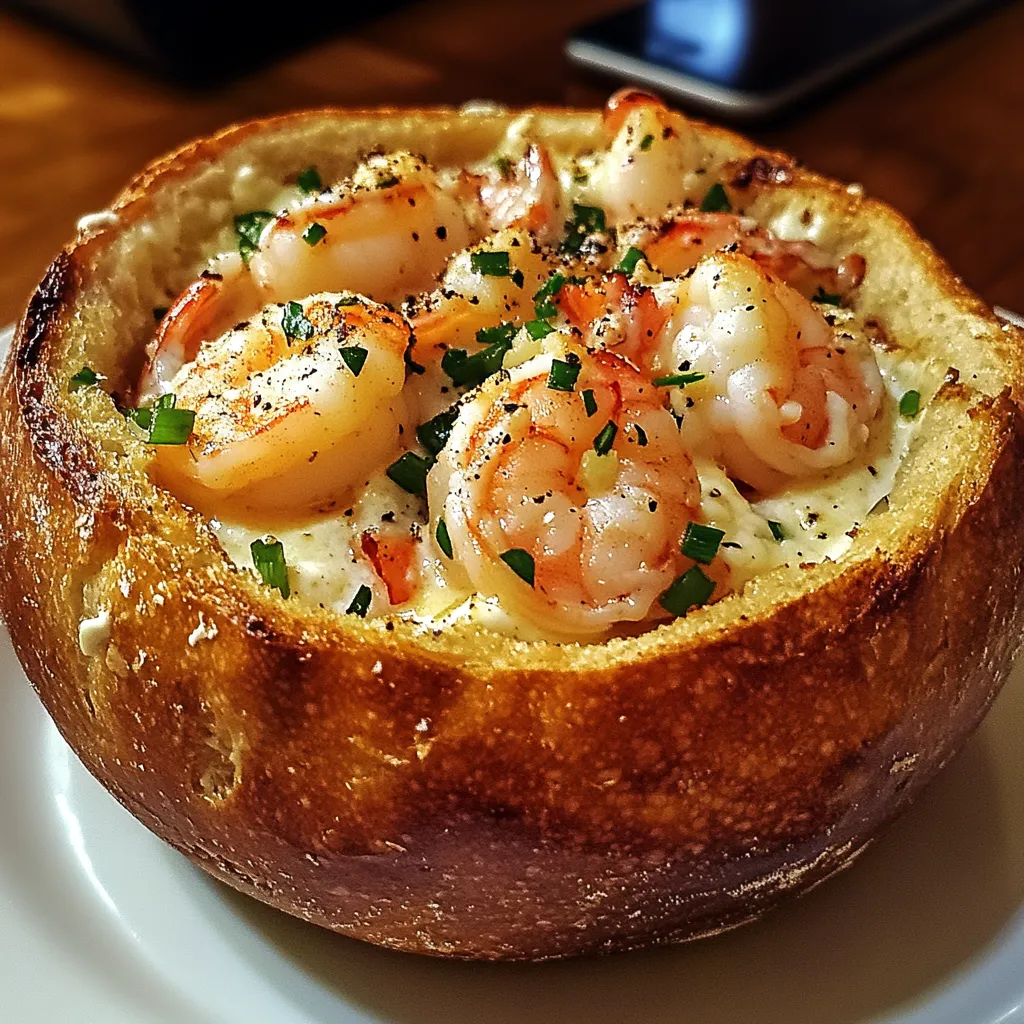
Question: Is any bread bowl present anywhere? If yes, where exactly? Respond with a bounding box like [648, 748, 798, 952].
[2, 93, 1024, 961]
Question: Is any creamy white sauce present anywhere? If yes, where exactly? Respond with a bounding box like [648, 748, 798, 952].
[211, 342, 922, 638]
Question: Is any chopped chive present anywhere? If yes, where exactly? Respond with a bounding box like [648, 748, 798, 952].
[69, 366, 100, 392]
[376, 174, 400, 189]
[768, 520, 786, 542]
[653, 371, 705, 387]
[547, 356, 581, 392]
[681, 522, 725, 564]
[476, 322, 518, 346]
[700, 183, 732, 213]
[659, 565, 715, 616]
[525, 319, 556, 340]
[152, 306, 168, 322]
[297, 166, 323, 195]
[416, 406, 459, 457]
[435, 518, 453, 559]
[302, 222, 327, 246]
[471, 250, 511, 277]
[511, 268, 525, 289]
[534, 272, 567, 318]
[812, 287, 843, 306]
[346, 583, 372, 617]
[634, 423, 648, 446]
[441, 338, 511, 388]
[616, 246, 647, 275]
[282, 300, 314, 342]
[494, 155, 514, 179]
[336, 294, 362, 306]
[582, 389, 598, 417]
[562, 203, 606, 253]
[500, 548, 535, 586]
[250, 537, 290, 598]
[127, 391, 174, 432]
[234, 210, 275, 263]
[148, 406, 195, 445]
[386, 451, 433, 497]
[640, 133, 654, 151]
[899, 390, 921, 418]
[339, 346, 368, 376]
[593, 420, 617, 456]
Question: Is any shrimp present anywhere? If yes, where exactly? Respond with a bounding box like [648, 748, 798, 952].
[554, 272, 669, 369]
[581, 88, 709, 226]
[140, 254, 259, 400]
[250, 152, 473, 307]
[455, 142, 563, 244]
[140, 152, 471, 401]
[407, 226, 557, 355]
[428, 341, 724, 638]
[655, 252, 884, 491]
[622, 210, 867, 301]
[150, 293, 412, 521]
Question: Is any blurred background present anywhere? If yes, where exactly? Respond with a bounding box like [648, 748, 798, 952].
[1, 0, 1022, 326]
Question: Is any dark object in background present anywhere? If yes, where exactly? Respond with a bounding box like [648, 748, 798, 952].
[8, 0, 405, 84]
[567, 0, 1006, 120]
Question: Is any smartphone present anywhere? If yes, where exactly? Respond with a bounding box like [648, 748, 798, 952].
[567, 0, 1001, 120]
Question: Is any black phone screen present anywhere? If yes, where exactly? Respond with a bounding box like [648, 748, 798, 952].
[574, 0, 992, 94]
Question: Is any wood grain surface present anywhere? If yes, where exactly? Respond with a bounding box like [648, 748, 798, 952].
[0, 1, 1022, 326]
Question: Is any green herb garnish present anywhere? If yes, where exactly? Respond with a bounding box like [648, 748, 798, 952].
[386, 451, 433, 497]
[525, 319, 556, 340]
[812, 287, 842, 306]
[302, 222, 327, 247]
[500, 548, 535, 586]
[148, 405, 195, 445]
[471, 250, 511, 277]
[69, 366, 100, 392]
[899, 390, 921, 418]
[616, 247, 647, 275]
[234, 210, 275, 263]
[494, 155, 513, 179]
[282, 300, 314, 342]
[681, 522, 725, 564]
[593, 420, 617, 456]
[476, 322, 518, 346]
[582, 389, 598, 417]
[441, 337, 511, 388]
[339, 346, 368, 376]
[700, 183, 731, 213]
[534, 272, 567, 318]
[250, 536, 290, 598]
[297, 166, 323, 195]
[435, 518, 453, 559]
[640, 133, 654, 151]
[768, 520, 786, 542]
[653, 371, 705, 387]
[416, 406, 459, 457]
[562, 203, 606, 253]
[547, 356, 581, 392]
[346, 584, 372, 617]
[634, 424, 648, 446]
[659, 565, 715, 616]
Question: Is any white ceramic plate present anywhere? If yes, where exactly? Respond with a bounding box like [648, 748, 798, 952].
[1, 322, 1023, 1024]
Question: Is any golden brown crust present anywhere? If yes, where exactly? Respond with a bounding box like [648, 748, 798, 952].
[3, 104, 1024, 958]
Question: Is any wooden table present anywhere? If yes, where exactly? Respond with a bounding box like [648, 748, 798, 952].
[1, 1, 1022, 326]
